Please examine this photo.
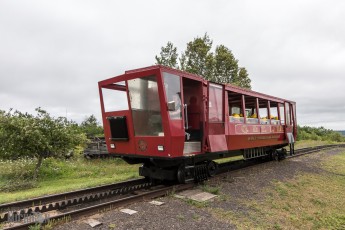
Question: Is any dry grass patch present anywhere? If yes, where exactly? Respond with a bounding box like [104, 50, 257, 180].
[211, 151, 345, 229]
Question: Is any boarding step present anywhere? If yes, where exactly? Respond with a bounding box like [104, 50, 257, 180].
[183, 141, 201, 155]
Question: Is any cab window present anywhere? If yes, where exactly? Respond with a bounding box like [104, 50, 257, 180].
[163, 72, 182, 120]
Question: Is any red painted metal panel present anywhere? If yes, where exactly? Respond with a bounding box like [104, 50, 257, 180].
[132, 136, 166, 157]
[170, 136, 185, 157]
[232, 124, 284, 135]
[103, 110, 136, 154]
[208, 135, 228, 152]
[227, 134, 286, 150]
[208, 123, 225, 135]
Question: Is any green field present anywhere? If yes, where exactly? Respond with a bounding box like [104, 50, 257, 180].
[0, 157, 139, 204]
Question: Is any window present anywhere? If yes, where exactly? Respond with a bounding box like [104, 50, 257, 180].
[163, 72, 182, 120]
[128, 75, 163, 136]
[228, 91, 244, 123]
[245, 96, 258, 124]
[209, 84, 223, 122]
[279, 103, 285, 125]
[292, 103, 296, 126]
[102, 83, 129, 112]
[285, 102, 291, 126]
[259, 99, 269, 124]
[270, 102, 280, 125]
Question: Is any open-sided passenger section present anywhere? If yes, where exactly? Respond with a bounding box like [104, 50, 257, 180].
[228, 90, 286, 126]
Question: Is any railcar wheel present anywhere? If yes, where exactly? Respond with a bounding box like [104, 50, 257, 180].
[177, 166, 186, 184]
[278, 148, 287, 160]
[207, 161, 218, 177]
[273, 150, 279, 161]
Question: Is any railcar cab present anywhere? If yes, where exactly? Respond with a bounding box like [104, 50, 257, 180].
[98, 65, 206, 166]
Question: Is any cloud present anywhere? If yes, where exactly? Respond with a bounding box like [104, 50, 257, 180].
[0, 0, 344, 130]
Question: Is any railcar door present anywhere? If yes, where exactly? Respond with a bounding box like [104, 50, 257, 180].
[207, 83, 227, 152]
[284, 102, 296, 154]
[181, 78, 204, 155]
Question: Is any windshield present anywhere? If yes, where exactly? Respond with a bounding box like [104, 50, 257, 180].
[127, 75, 164, 136]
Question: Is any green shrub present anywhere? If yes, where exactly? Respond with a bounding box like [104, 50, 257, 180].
[297, 125, 345, 142]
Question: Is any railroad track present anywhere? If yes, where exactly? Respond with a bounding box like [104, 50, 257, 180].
[0, 179, 152, 229]
[289, 144, 345, 156]
[0, 178, 150, 213]
[2, 144, 345, 230]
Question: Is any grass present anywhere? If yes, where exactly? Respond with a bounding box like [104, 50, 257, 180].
[215, 155, 243, 164]
[211, 150, 345, 229]
[213, 140, 343, 163]
[294, 139, 344, 149]
[185, 198, 209, 208]
[201, 183, 221, 195]
[0, 156, 139, 204]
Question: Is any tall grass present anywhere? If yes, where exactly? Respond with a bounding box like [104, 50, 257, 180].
[0, 155, 139, 203]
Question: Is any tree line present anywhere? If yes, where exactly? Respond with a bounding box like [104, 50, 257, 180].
[297, 125, 345, 142]
[155, 33, 251, 89]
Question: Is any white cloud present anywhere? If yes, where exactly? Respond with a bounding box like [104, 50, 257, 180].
[0, 0, 344, 129]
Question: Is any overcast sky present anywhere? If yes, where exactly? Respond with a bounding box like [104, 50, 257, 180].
[1, 0, 344, 130]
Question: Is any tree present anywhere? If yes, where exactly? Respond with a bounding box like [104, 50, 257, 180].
[0, 108, 87, 180]
[155, 41, 178, 68]
[155, 33, 252, 89]
[214, 44, 239, 84]
[235, 67, 251, 89]
[180, 33, 215, 81]
[80, 115, 104, 138]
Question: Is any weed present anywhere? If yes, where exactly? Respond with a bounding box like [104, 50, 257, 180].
[176, 214, 185, 220]
[0, 180, 37, 192]
[274, 183, 288, 197]
[192, 213, 200, 220]
[185, 199, 208, 208]
[218, 194, 229, 201]
[167, 187, 176, 197]
[273, 223, 282, 230]
[108, 223, 116, 229]
[310, 198, 326, 207]
[28, 223, 41, 230]
[201, 184, 221, 195]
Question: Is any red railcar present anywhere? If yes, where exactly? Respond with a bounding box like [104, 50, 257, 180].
[98, 65, 297, 182]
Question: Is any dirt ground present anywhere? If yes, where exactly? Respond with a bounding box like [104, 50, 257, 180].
[53, 148, 343, 230]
